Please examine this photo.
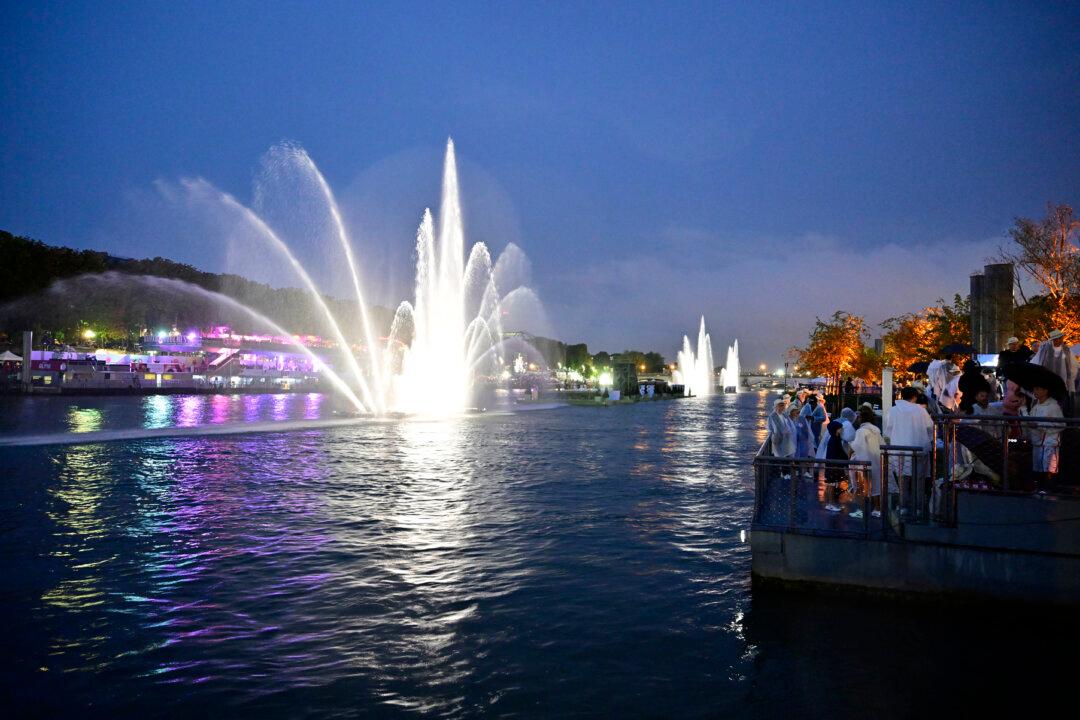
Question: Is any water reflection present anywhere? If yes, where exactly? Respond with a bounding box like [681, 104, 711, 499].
[40, 441, 117, 675]
[210, 394, 230, 424]
[144, 395, 172, 429]
[13, 392, 1017, 718]
[242, 394, 262, 422]
[67, 406, 103, 433]
[271, 394, 289, 421]
[304, 393, 322, 420]
[176, 395, 204, 428]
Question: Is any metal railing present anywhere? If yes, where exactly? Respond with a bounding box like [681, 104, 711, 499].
[929, 412, 1080, 525]
[880, 444, 932, 530]
[753, 411, 1080, 538]
[752, 442, 883, 538]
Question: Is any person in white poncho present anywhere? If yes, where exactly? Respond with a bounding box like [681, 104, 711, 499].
[851, 406, 883, 515]
[1031, 330, 1077, 414]
[767, 398, 795, 458]
[883, 386, 934, 510]
[1026, 383, 1065, 489]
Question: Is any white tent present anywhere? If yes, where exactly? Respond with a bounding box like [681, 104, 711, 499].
[0, 350, 22, 362]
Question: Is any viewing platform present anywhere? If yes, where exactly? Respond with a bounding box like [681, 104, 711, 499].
[750, 413, 1080, 605]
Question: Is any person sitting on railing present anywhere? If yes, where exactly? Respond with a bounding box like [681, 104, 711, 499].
[1026, 383, 1065, 491]
[851, 406, 883, 517]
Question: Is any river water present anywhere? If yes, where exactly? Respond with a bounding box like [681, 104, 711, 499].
[0, 393, 1071, 717]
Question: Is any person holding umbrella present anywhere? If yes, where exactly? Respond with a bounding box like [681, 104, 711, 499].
[1001, 362, 1069, 490]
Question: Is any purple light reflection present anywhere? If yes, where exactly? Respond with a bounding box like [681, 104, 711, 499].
[304, 393, 323, 420]
[132, 436, 336, 687]
[242, 394, 262, 423]
[271, 394, 289, 422]
[177, 396, 205, 428]
[210, 395, 230, 424]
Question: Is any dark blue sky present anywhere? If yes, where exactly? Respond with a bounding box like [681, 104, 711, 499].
[2, 1, 1078, 365]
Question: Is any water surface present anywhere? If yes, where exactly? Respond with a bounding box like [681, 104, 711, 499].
[0, 393, 1070, 717]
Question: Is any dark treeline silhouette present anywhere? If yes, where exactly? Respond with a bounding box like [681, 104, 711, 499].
[1, 231, 673, 367]
[0, 230, 394, 346]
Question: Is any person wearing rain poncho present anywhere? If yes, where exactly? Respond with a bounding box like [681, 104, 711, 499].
[788, 404, 814, 458]
[850, 406, 883, 517]
[801, 393, 827, 448]
[767, 398, 795, 458]
[1031, 330, 1078, 413]
[926, 359, 962, 412]
[1025, 383, 1065, 489]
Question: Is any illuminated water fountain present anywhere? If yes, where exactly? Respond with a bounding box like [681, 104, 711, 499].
[719, 339, 741, 393]
[674, 316, 715, 397]
[170, 139, 542, 416]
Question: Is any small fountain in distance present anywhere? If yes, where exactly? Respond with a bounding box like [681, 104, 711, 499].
[674, 316, 715, 397]
[719, 339, 740, 393]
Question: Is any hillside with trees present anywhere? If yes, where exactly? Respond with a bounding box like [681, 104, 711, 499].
[0, 230, 395, 347]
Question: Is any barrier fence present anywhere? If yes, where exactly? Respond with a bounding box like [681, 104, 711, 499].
[753, 413, 1080, 536]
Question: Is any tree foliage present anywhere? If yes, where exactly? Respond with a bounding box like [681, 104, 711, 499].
[564, 343, 591, 372]
[880, 295, 970, 372]
[795, 311, 867, 380]
[1000, 202, 1080, 342]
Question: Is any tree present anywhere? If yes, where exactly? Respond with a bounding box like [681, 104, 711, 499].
[999, 202, 1080, 342]
[643, 351, 666, 373]
[880, 295, 970, 372]
[796, 311, 867, 381]
[924, 294, 971, 351]
[852, 346, 885, 384]
[564, 343, 591, 372]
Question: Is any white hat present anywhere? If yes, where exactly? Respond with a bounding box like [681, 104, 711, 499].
[773, 398, 786, 408]
[1048, 329, 1064, 340]
[1006, 336, 1019, 345]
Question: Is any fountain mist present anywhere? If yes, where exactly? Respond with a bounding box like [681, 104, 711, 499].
[167, 139, 534, 416]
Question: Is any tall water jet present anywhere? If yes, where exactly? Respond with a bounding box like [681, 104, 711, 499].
[719, 339, 741, 392]
[674, 316, 715, 397]
[155, 138, 542, 416]
[392, 139, 508, 415]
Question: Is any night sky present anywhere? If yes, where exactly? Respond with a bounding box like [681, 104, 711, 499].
[2, 1, 1078, 366]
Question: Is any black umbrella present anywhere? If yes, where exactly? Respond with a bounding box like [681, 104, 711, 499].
[940, 343, 977, 357]
[906, 361, 930, 374]
[1001, 362, 1068, 401]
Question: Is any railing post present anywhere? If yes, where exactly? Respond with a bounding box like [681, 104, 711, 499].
[788, 465, 798, 530]
[1001, 419, 1010, 492]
